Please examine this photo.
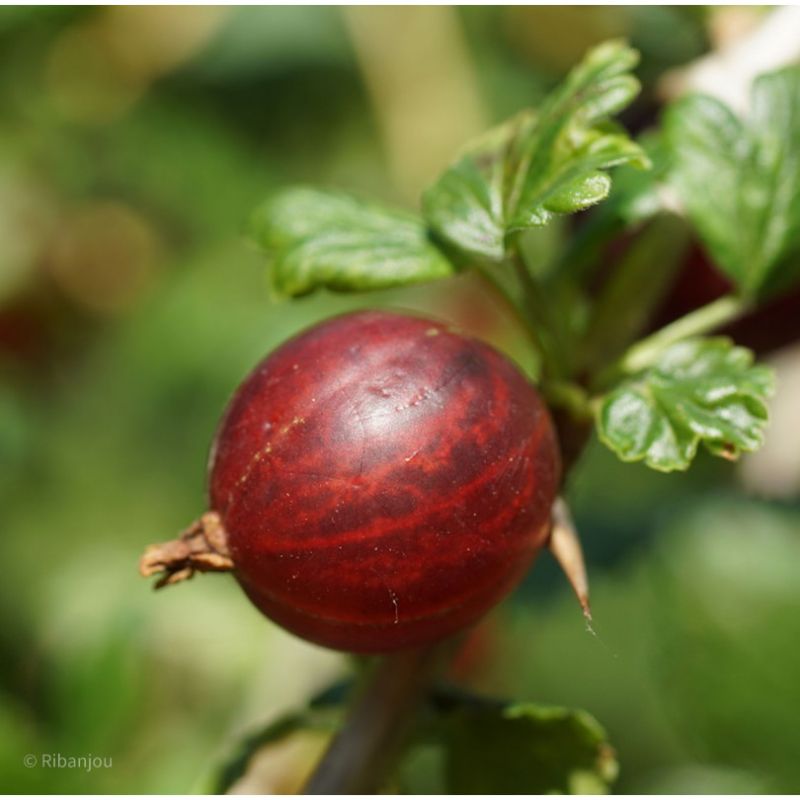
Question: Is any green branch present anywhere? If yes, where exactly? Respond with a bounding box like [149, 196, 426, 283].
[594, 294, 749, 389]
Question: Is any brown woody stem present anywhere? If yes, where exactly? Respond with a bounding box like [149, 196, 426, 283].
[304, 643, 452, 794]
[139, 511, 233, 589]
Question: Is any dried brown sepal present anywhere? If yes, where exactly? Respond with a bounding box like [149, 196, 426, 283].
[548, 497, 592, 622]
[139, 511, 234, 589]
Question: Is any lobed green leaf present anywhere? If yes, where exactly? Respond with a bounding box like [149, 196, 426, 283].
[666, 65, 800, 295]
[250, 187, 455, 296]
[597, 337, 774, 472]
[423, 40, 648, 263]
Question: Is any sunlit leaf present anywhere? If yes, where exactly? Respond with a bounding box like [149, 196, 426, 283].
[597, 337, 774, 472]
[423, 41, 648, 263]
[666, 66, 800, 294]
[250, 187, 455, 296]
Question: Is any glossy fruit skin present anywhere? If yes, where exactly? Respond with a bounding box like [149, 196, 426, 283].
[209, 310, 560, 653]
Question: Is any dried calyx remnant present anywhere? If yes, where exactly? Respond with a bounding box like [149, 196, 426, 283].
[139, 511, 233, 589]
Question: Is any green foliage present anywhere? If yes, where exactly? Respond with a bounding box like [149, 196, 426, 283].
[443, 701, 617, 794]
[497, 494, 800, 793]
[597, 338, 773, 471]
[603, 131, 673, 226]
[423, 113, 530, 262]
[423, 40, 648, 262]
[648, 501, 800, 791]
[249, 187, 455, 296]
[666, 65, 800, 295]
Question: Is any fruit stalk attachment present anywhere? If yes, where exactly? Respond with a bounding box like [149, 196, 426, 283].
[304, 643, 451, 794]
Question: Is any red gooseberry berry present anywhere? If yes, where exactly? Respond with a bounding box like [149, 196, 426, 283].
[142, 310, 561, 653]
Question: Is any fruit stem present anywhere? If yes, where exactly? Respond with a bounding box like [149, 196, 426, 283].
[541, 379, 593, 421]
[509, 249, 569, 380]
[303, 643, 451, 794]
[475, 266, 550, 379]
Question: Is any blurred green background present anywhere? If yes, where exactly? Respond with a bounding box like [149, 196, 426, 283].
[1, 6, 799, 793]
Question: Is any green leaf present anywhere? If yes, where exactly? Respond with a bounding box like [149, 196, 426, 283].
[666, 65, 800, 295]
[250, 187, 455, 296]
[597, 338, 774, 472]
[423, 40, 648, 263]
[422, 112, 533, 262]
[443, 702, 617, 794]
[505, 40, 648, 230]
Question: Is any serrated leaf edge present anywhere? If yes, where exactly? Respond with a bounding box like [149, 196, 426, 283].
[595, 339, 775, 472]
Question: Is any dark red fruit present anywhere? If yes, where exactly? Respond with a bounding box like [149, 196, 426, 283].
[208, 310, 560, 653]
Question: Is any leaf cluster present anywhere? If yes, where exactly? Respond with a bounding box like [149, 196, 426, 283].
[248, 40, 800, 473]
